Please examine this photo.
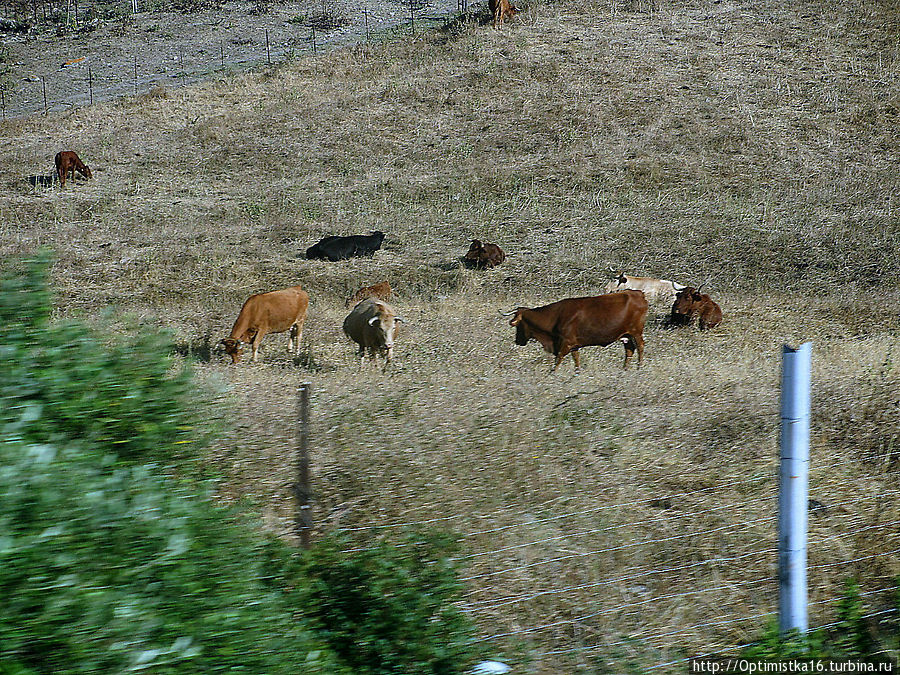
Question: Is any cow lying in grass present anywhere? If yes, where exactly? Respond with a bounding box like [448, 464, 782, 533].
[346, 281, 393, 308]
[463, 240, 506, 269]
[671, 287, 723, 330]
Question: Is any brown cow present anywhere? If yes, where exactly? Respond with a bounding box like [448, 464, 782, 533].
[55, 151, 92, 188]
[220, 285, 309, 363]
[671, 287, 723, 330]
[506, 290, 648, 371]
[489, 0, 518, 28]
[346, 281, 393, 308]
[463, 240, 506, 269]
[343, 298, 404, 366]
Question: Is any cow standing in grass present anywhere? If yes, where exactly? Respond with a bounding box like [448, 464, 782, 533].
[490, 0, 518, 28]
[55, 151, 92, 188]
[343, 298, 404, 367]
[220, 285, 309, 363]
[604, 270, 685, 305]
[505, 290, 648, 371]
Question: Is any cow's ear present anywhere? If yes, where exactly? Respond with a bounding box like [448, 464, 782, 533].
[395, 316, 405, 324]
[368, 316, 379, 326]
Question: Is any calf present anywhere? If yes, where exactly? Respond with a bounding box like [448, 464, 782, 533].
[55, 151, 92, 188]
[489, 0, 518, 28]
[671, 287, 723, 330]
[463, 240, 506, 269]
[505, 290, 648, 371]
[220, 285, 309, 363]
[306, 231, 385, 262]
[342, 298, 404, 366]
[346, 281, 393, 308]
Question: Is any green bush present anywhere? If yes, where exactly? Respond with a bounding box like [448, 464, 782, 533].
[743, 579, 899, 662]
[0, 253, 477, 675]
[0, 440, 346, 675]
[292, 530, 482, 675]
[0, 254, 200, 464]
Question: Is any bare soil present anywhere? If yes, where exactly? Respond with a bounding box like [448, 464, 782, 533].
[0, 0, 466, 118]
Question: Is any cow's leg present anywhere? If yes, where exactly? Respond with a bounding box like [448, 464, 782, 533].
[250, 331, 263, 362]
[622, 335, 639, 370]
[634, 333, 645, 366]
[295, 317, 306, 356]
[57, 165, 66, 188]
[552, 345, 571, 372]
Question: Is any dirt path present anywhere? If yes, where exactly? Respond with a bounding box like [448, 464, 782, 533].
[0, 0, 471, 119]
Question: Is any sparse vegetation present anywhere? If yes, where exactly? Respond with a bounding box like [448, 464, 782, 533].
[1, 0, 898, 670]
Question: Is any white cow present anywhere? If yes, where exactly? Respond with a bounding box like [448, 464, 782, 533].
[604, 271, 686, 304]
[342, 298, 404, 366]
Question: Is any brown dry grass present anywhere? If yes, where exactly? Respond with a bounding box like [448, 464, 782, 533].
[1, 0, 899, 670]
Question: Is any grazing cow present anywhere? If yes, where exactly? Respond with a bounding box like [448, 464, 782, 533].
[306, 231, 385, 262]
[55, 151, 92, 188]
[346, 280, 393, 308]
[342, 298, 404, 366]
[463, 240, 506, 269]
[604, 270, 685, 304]
[220, 285, 309, 363]
[489, 0, 518, 28]
[506, 290, 648, 371]
[671, 286, 723, 330]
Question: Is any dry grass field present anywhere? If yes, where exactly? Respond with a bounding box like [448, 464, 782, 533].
[1, 0, 899, 670]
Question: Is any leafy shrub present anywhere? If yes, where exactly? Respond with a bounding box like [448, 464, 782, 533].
[0, 440, 346, 675]
[742, 579, 898, 661]
[0, 253, 200, 464]
[292, 530, 482, 675]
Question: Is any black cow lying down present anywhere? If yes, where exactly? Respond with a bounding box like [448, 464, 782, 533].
[306, 231, 386, 262]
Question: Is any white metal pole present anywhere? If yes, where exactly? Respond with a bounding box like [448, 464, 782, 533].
[778, 342, 811, 635]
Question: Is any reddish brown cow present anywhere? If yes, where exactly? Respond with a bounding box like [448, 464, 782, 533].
[463, 240, 506, 269]
[55, 151, 92, 188]
[346, 281, 393, 308]
[489, 0, 518, 28]
[671, 287, 723, 330]
[506, 290, 648, 371]
[220, 285, 309, 363]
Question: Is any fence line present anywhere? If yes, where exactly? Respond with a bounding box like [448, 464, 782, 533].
[0, 0, 475, 120]
[465, 543, 774, 608]
[337, 471, 775, 533]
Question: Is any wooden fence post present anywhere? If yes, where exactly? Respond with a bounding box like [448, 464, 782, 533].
[296, 383, 313, 549]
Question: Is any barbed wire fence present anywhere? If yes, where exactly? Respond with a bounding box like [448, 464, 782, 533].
[0, 0, 477, 119]
[323, 459, 899, 672]
[311, 348, 900, 672]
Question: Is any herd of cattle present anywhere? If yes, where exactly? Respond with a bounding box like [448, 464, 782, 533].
[47, 150, 722, 370]
[220, 233, 723, 371]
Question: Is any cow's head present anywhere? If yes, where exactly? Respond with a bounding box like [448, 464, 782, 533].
[219, 338, 244, 364]
[465, 240, 484, 258]
[671, 287, 699, 323]
[370, 231, 386, 245]
[506, 308, 532, 345]
[368, 310, 404, 350]
[81, 164, 93, 179]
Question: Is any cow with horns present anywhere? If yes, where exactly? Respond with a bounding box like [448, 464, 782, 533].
[503, 290, 649, 371]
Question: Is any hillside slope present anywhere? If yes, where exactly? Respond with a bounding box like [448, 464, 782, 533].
[1, 0, 898, 670]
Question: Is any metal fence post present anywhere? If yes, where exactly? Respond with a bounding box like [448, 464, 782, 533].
[778, 342, 811, 636]
[296, 383, 313, 549]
